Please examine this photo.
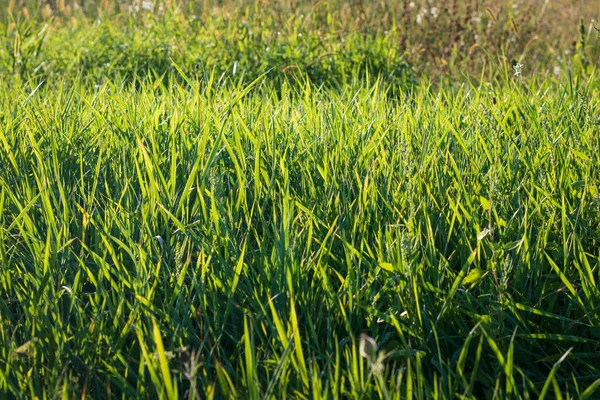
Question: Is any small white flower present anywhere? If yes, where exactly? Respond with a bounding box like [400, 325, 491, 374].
[554, 66, 561, 75]
[409, 1, 415, 7]
[513, 62, 524, 77]
[416, 14, 422, 24]
[141, 0, 152, 11]
[431, 7, 439, 18]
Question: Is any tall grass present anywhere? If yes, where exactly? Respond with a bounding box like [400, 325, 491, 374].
[1, 67, 599, 397]
[1, 1, 600, 398]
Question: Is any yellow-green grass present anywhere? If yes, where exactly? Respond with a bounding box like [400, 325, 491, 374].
[1, 2, 600, 399]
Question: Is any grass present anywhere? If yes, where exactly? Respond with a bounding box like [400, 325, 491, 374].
[2, 0, 599, 83]
[1, 1, 600, 399]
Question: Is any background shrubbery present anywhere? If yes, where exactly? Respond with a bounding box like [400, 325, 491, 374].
[1, 0, 599, 87]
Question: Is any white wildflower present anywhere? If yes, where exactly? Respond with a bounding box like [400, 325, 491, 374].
[513, 62, 524, 77]
[141, 0, 153, 11]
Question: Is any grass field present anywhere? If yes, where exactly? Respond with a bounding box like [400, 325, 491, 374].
[1, 1, 600, 398]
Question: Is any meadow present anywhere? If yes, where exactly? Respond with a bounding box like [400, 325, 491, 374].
[1, 0, 600, 398]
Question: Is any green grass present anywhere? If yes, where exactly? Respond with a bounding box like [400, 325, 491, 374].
[1, 3, 600, 399]
[2, 0, 599, 85]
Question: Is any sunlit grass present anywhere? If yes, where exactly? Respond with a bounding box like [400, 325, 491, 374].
[1, 1, 600, 398]
[1, 69, 599, 398]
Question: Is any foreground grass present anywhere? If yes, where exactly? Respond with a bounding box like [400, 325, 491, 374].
[1, 69, 599, 398]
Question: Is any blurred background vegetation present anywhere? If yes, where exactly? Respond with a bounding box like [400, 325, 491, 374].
[0, 0, 599, 87]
